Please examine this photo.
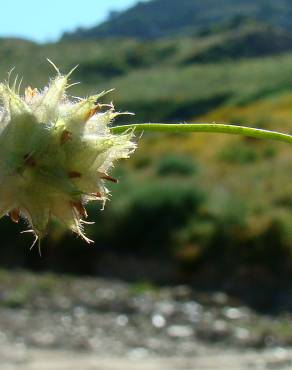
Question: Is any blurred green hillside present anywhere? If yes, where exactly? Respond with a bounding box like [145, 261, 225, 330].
[2, 29, 292, 123]
[63, 0, 292, 40]
[1, 0, 292, 297]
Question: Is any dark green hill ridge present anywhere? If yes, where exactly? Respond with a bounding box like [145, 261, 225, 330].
[63, 0, 292, 40]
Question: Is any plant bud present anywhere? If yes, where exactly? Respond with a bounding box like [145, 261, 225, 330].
[0, 62, 136, 246]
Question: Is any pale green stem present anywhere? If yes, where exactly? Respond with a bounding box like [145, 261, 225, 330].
[111, 123, 292, 145]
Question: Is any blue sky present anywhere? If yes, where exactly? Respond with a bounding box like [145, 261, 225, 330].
[0, 0, 144, 43]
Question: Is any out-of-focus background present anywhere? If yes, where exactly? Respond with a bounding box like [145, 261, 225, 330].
[2, 0, 292, 369]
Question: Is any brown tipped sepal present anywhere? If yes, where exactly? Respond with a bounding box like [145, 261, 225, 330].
[10, 209, 20, 223]
[98, 172, 118, 183]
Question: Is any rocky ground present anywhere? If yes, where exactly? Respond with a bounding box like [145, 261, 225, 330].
[1, 270, 292, 369]
[2, 346, 292, 370]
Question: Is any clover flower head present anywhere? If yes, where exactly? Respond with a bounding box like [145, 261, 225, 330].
[0, 60, 136, 248]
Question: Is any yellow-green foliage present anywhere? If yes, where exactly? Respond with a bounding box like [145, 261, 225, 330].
[2, 38, 292, 275]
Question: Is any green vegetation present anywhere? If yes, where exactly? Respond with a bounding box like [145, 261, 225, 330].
[2, 0, 292, 288]
[63, 0, 292, 40]
[183, 26, 292, 63]
[156, 154, 198, 176]
[3, 36, 292, 124]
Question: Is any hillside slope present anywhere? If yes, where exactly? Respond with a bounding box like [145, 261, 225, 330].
[63, 0, 292, 40]
[2, 37, 292, 123]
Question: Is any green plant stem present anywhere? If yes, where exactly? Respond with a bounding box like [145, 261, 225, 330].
[111, 123, 292, 145]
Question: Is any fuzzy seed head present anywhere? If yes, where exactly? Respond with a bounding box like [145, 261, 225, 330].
[0, 64, 136, 244]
